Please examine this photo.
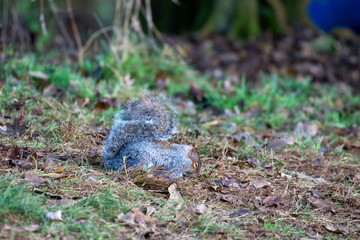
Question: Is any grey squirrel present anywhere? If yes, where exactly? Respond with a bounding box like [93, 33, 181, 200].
[102, 92, 200, 178]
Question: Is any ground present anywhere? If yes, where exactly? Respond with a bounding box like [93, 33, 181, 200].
[0, 31, 360, 239]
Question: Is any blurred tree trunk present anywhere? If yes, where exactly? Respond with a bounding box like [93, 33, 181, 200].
[282, 0, 310, 25]
[229, 0, 260, 38]
[200, 0, 235, 35]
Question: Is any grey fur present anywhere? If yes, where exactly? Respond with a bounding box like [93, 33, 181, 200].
[105, 141, 194, 178]
[102, 93, 197, 178]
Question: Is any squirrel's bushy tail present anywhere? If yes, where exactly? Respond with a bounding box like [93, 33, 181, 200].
[102, 92, 178, 167]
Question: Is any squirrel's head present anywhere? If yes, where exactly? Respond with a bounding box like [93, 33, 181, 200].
[183, 148, 201, 177]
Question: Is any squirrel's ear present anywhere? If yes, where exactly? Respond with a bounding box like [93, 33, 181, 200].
[188, 148, 199, 161]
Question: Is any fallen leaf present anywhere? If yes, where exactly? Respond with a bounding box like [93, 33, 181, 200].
[146, 206, 156, 216]
[328, 125, 358, 136]
[188, 82, 204, 103]
[86, 168, 105, 176]
[6, 146, 22, 159]
[116, 212, 135, 226]
[29, 71, 49, 80]
[38, 173, 67, 179]
[116, 208, 157, 228]
[261, 161, 273, 169]
[195, 204, 207, 214]
[3, 224, 40, 232]
[11, 98, 25, 110]
[31, 105, 43, 116]
[267, 138, 292, 151]
[45, 210, 62, 221]
[94, 98, 120, 111]
[155, 70, 169, 91]
[56, 166, 64, 173]
[168, 183, 182, 200]
[294, 121, 318, 138]
[46, 199, 75, 206]
[175, 211, 186, 223]
[228, 208, 250, 217]
[25, 171, 46, 187]
[324, 225, 347, 234]
[345, 141, 360, 149]
[18, 108, 26, 121]
[312, 191, 326, 199]
[132, 207, 157, 223]
[0, 125, 7, 135]
[311, 158, 321, 166]
[36, 152, 44, 157]
[215, 179, 243, 188]
[309, 197, 332, 212]
[16, 160, 34, 170]
[5, 117, 27, 136]
[296, 172, 328, 184]
[250, 180, 271, 189]
[263, 195, 282, 207]
[245, 157, 261, 167]
[35, 189, 63, 199]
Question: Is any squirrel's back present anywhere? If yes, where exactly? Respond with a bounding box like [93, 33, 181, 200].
[102, 92, 178, 163]
[122, 93, 178, 137]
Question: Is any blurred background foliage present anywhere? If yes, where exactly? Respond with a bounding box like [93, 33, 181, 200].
[0, 0, 310, 51]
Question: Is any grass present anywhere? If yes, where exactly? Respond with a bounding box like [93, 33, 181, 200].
[1, 44, 360, 239]
[0, 174, 46, 224]
[262, 219, 308, 239]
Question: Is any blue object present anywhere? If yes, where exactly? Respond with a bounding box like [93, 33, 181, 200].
[307, 0, 360, 33]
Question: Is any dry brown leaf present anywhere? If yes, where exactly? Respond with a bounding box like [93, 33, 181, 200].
[220, 194, 245, 205]
[25, 171, 47, 187]
[3, 224, 40, 232]
[168, 183, 182, 200]
[116, 212, 136, 226]
[294, 121, 318, 138]
[116, 208, 157, 228]
[86, 168, 105, 176]
[309, 197, 332, 212]
[324, 225, 347, 235]
[263, 195, 282, 207]
[5, 117, 27, 136]
[228, 209, 250, 217]
[132, 208, 157, 223]
[94, 98, 120, 111]
[188, 82, 204, 103]
[250, 180, 271, 189]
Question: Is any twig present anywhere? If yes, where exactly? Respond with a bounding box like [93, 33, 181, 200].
[66, 0, 83, 63]
[10, 6, 18, 48]
[93, 13, 112, 45]
[123, 156, 129, 179]
[145, 0, 153, 38]
[113, 0, 122, 43]
[1, 0, 8, 49]
[93, 12, 120, 62]
[80, 26, 114, 61]
[39, 0, 47, 35]
[140, 3, 162, 41]
[43, 97, 57, 111]
[122, 0, 135, 54]
[47, 0, 74, 48]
